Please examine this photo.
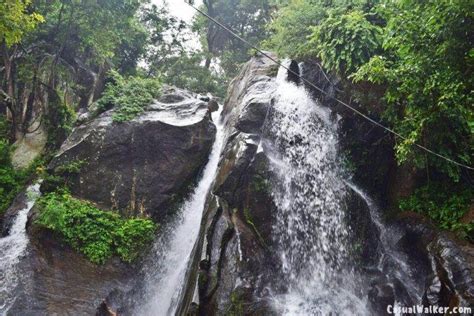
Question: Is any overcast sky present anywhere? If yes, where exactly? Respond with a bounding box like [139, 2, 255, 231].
[152, 0, 203, 23]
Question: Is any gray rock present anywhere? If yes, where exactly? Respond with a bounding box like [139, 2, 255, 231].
[181, 53, 279, 315]
[4, 212, 135, 315]
[49, 86, 216, 220]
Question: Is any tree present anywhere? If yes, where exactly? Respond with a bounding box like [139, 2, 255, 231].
[195, 0, 272, 78]
[353, 0, 473, 180]
[0, 0, 149, 143]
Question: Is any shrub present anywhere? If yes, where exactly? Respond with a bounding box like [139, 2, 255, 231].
[0, 117, 43, 214]
[308, 10, 382, 75]
[399, 183, 473, 240]
[0, 139, 21, 213]
[96, 70, 162, 122]
[36, 190, 157, 264]
[263, 0, 327, 59]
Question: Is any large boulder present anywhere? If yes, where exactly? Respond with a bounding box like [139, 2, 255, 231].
[394, 213, 474, 308]
[49, 86, 216, 220]
[7, 217, 134, 315]
[2, 86, 218, 315]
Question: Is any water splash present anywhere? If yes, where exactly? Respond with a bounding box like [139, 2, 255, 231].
[265, 64, 369, 315]
[345, 181, 422, 305]
[0, 183, 41, 314]
[135, 106, 225, 316]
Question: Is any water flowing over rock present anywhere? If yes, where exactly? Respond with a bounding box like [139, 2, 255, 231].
[0, 184, 40, 314]
[0, 86, 219, 315]
[2, 55, 474, 316]
[49, 86, 216, 220]
[181, 54, 474, 315]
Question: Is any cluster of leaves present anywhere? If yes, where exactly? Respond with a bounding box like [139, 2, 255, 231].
[96, 71, 162, 122]
[263, 0, 327, 59]
[309, 9, 381, 75]
[194, 0, 273, 79]
[36, 190, 157, 264]
[160, 53, 227, 98]
[352, 1, 473, 181]
[0, 0, 44, 46]
[399, 183, 473, 241]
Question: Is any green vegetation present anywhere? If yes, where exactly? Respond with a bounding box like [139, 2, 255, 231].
[0, 0, 44, 46]
[309, 9, 381, 75]
[159, 53, 227, 98]
[194, 0, 273, 79]
[36, 190, 156, 264]
[399, 183, 473, 241]
[0, 118, 44, 215]
[0, 139, 23, 213]
[96, 71, 162, 122]
[227, 290, 245, 315]
[266, 0, 473, 238]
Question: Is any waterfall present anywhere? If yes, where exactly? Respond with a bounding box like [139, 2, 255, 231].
[135, 106, 225, 316]
[264, 65, 369, 315]
[345, 181, 422, 306]
[0, 183, 41, 314]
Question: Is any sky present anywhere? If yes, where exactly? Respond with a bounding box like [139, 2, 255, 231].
[153, 0, 203, 23]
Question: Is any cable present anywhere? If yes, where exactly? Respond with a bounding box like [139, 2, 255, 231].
[185, 1, 474, 171]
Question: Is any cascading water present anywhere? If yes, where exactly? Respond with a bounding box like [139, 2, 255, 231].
[264, 64, 369, 315]
[135, 106, 225, 316]
[0, 183, 41, 314]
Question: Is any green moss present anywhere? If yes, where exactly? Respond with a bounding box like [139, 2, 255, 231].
[55, 159, 87, 175]
[36, 190, 157, 264]
[243, 207, 268, 249]
[227, 290, 245, 315]
[251, 174, 270, 194]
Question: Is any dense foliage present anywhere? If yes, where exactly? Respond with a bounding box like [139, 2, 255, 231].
[0, 118, 43, 215]
[266, 0, 473, 237]
[96, 71, 162, 122]
[0, 0, 44, 46]
[353, 1, 473, 181]
[194, 0, 273, 79]
[160, 53, 226, 98]
[36, 190, 156, 264]
[0, 138, 22, 213]
[399, 183, 473, 241]
[309, 9, 381, 75]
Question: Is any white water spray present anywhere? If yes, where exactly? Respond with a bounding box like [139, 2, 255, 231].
[0, 183, 41, 314]
[136, 106, 225, 316]
[265, 65, 369, 315]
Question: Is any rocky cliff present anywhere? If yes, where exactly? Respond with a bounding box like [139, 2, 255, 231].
[180, 54, 474, 315]
[2, 86, 219, 315]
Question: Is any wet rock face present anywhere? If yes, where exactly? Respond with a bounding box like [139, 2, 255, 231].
[49, 86, 216, 220]
[187, 53, 279, 315]
[3, 208, 134, 315]
[394, 213, 474, 309]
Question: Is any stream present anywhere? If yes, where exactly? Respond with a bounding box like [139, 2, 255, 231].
[0, 183, 41, 314]
[133, 105, 225, 315]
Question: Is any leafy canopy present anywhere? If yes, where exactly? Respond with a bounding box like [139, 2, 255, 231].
[0, 0, 44, 46]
